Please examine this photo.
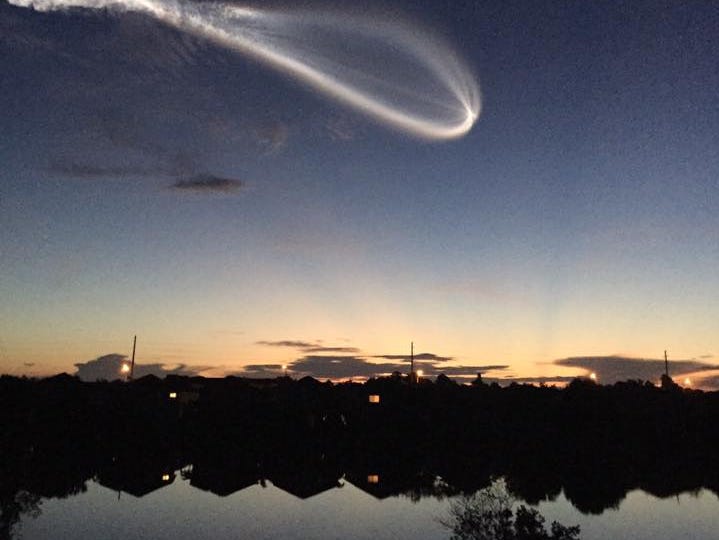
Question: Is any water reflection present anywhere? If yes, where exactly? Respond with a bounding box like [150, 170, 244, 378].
[3, 435, 718, 539]
[441, 479, 580, 540]
[4, 374, 719, 538]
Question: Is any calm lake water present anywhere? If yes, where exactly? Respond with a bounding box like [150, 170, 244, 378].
[6, 378, 719, 539]
[15, 472, 719, 540]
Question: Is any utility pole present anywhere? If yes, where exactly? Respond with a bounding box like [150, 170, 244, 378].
[664, 349, 669, 378]
[130, 335, 137, 381]
[410, 341, 414, 377]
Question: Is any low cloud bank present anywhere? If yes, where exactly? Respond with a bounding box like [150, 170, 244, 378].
[74, 353, 208, 381]
[554, 356, 718, 385]
[236, 354, 507, 381]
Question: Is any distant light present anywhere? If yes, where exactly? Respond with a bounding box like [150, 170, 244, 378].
[120, 363, 130, 374]
[368, 394, 380, 404]
[416, 370, 424, 378]
[169, 392, 177, 399]
[162, 474, 170, 482]
[684, 378, 692, 386]
[281, 364, 287, 371]
[367, 474, 379, 484]
[589, 372, 597, 381]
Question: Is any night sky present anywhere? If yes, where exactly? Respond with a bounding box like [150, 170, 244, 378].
[1, 1, 718, 386]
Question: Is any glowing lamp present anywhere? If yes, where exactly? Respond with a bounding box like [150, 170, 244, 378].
[684, 378, 691, 386]
[120, 364, 130, 374]
[589, 373, 597, 381]
[169, 392, 177, 399]
[367, 474, 379, 484]
[368, 394, 380, 404]
[416, 370, 424, 378]
[162, 474, 170, 482]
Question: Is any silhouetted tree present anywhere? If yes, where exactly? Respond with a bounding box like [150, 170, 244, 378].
[442, 480, 580, 540]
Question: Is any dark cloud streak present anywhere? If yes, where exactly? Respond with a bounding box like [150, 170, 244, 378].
[373, 352, 453, 362]
[302, 346, 361, 354]
[171, 174, 244, 193]
[255, 340, 360, 354]
[256, 340, 317, 348]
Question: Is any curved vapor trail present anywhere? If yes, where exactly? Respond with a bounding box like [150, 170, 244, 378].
[9, 0, 481, 139]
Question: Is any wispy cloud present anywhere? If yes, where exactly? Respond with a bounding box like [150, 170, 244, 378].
[302, 346, 361, 353]
[254, 120, 288, 155]
[435, 365, 509, 377]
[256, 340, 317, 348]
[50, 161, 164, 179]
[255, 340, 360, 354]
[325, 116, 356, 141]
[211, 329, 245, 337]
[373, 352, 454, 363]
[171, 174, 244, 193]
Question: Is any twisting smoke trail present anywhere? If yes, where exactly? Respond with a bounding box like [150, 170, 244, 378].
[8, 0, 481, 139]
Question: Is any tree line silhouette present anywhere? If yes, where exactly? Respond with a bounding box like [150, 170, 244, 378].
[2, 372, 719, 538]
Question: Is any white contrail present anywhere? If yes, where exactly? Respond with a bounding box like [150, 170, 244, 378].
[8, 0, 481, 140]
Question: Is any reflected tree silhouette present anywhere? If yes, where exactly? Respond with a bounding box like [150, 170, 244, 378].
[0, 490, 41, 540]
[442, 480, 580, 540]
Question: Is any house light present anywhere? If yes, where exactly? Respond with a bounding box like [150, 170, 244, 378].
[367, 474, 379, 484]
[162, 474, 170, 482]
[368, 394, 380, 404]
[120, 363, 130, 374]
[169, 392, 177, 399]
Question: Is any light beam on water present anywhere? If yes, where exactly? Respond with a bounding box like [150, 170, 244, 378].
[9, 0, 481, 139]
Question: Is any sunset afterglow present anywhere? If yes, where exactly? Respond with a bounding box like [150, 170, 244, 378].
[1, 1, 717, 388]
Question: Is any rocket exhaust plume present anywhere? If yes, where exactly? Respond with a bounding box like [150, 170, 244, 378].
[9, 0, 481, 139]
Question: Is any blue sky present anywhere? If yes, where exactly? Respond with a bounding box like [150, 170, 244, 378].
[1, 0, 718, 386]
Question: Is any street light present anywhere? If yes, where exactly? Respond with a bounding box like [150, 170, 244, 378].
[282, 364, 288, 377]
[589, 372, 597, 381]
[416, 369, 423, 379]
